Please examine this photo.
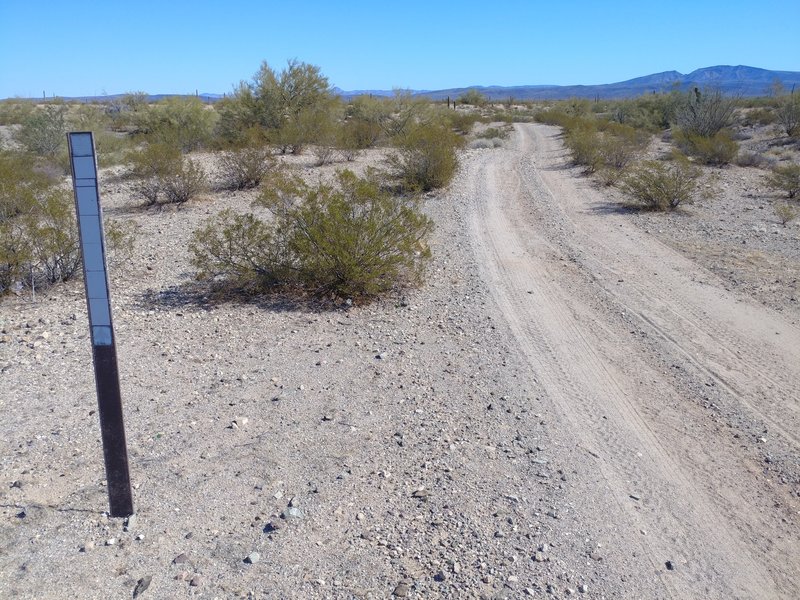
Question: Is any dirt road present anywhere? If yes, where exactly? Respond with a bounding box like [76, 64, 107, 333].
[464, 123, 800, 598]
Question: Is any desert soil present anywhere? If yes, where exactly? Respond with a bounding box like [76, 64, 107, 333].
[1, 123, 799, 599]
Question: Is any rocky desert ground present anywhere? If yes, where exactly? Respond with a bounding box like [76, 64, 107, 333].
[1, 121, 799, 599]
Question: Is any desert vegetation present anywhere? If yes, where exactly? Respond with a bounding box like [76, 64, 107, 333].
[0, 59, 481, 302]
[533, 86, 800, 212]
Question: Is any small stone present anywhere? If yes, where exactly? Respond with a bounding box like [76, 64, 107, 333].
[135, 534, 145, 541]
[393, 582, 410, 597]
[124, 514, 138, 531]
[245, 552, 260, 564]
[434, 570, 448, 582]
[172, 553, 189, 564]
[288, 496, 300, 508]
[356, 512, 366, 521]
[525, 589, 536, 596]
[132, 575, 152, 598]
[665, 560, 675, 571]
[482, 574, 493, 584]
[566, 589, 576, 596]
[533, 552, 547, 563]
[411, 488, 429, 498]
[79, 541, 94, 552]
[494, 530, 506, 538]
[189, 574, 204, 587]
[282, 507, 303, 519]
[105, 538, 116, 546]
[579, 584, 588, 593]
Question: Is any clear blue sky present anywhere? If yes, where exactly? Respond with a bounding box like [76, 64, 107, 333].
[1, 0, 798, 98]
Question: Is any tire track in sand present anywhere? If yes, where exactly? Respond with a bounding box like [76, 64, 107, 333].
[463, 124, 798, 598]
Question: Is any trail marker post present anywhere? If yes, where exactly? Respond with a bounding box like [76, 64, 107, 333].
[67, 132, 134, 517]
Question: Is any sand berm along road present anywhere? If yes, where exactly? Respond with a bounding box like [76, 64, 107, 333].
[461, 123, 800, 599]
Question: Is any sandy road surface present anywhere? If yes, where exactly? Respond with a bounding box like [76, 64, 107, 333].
[464, 123, 800, 599]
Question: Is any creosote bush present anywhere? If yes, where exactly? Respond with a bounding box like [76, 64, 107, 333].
[1, 150, 133, 293]
[774, 202, 798, 226]
[764, 163, 800, 198]
[387, 122, 463, 192]
[674, 129, 738, 166]
[128, 143, 207, 205]
[190, 170, 433, 300]
[619, 157, 700, 211]
[218, 145, 274, 190]
[14, 103, 68, 157]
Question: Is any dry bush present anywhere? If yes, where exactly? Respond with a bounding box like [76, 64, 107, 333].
[619, 158, 700, 211]
[218, 145, 274, 190]
[161, 158, 208, 204]
[764, 163, 800, 198]
[774, 202, 798, 226]
[128, 144, 206, 204]
[674, 88, 735, 137]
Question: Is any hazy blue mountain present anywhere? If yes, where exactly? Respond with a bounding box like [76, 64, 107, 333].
[11, 65, 800, 103]
[336, 66, 800, 101]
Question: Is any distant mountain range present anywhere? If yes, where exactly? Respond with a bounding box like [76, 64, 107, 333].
[15, 65, 800, 103]
[336, 66, 800, 101]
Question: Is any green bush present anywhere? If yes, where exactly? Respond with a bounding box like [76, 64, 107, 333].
[775, 93, 800, 137]
[128, 143, 206, 204]
[1, 150, 134, 293]
[14, 104, 68, 156]
[774, 202, 798, 226]
[136, 96, 217, 151]
[619, 158, 700, 211]
[765, 163, 800, 198]
[218, 145, 274, 189]
[387, 122, 463, 191]
[0, 99, 35, 126]
[674, 129, 738, 166]
[190, 170, 433, 300]
[457, 89, 489, 107]
[564, 121, 602, 172]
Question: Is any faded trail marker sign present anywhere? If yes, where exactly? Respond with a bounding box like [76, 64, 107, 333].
[68, 132, 133, 517]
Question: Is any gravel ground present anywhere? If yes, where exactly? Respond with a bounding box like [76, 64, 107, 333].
[1, 123, 798, 599]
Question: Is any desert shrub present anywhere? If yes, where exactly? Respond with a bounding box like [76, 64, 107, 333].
[735, 151, 771, 168]
[619, 158, 700, 211]
[764, 163, 800, 198]
[534, 109, 578, 129]
[774, 202, 798, 226]
[387, 122, 464, 191]
[674, 88, 735, 137]
[469, 139, 496, 149]
[0, 100, 35, 126]
[190, 170, 433, 299]
[742, 107, 777, 127]
[128, 143, 206, 204]
[609, 95, 678, 132]
[476, 127, 511, 140]
[218, 145, 274, 189]
[457, 89, 489, 107]
[14, 103, 68, 156]
[775, 93, 800, 137]
[137, 96, 217, 151]
[337, 118, 381, 158]
[1, 150, 133, 293]
[674, 129, 738, 166]
[564, 121, 602, 173]
[160, 158, 208, 204]
[447, 111, 480, 135]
